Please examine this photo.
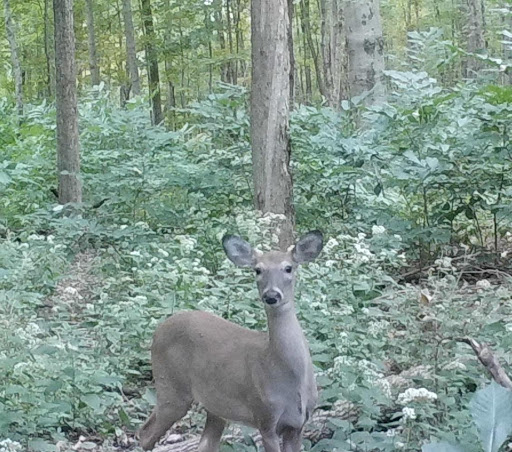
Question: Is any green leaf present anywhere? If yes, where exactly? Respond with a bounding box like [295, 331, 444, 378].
[28, 439, 56, 451]
[422, 442, 464, 452]
[81, 393, 102, 411]
[470, 381, 512, 452]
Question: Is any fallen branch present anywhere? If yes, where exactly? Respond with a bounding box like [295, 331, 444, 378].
[152, 400, 358, 452]
[460, 337, 512, 389]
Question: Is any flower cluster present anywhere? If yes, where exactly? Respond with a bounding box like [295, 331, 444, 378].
[397, 387, 438, 405]
[0, 439, 23, 452]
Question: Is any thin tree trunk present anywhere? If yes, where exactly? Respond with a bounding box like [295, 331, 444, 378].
[216, 9, 229, 83]
[3, 0, 23, 117]
[345, 0, 385, 104]
[141, 0, 163, 125]
[163, 0, 176, 126]
[320, 0, 344, 108]
[464, 0, 485, 77]
[53, 0, 82, 204]
[44, 0, 54, 98]
[85, 0, 100, 86]
[226, 0, 237, 84]
[251, 0, 295, 249]
[301, 0, 327, 99]
[122, 0, 141, 96]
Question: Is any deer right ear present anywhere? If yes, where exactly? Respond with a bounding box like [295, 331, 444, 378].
[222, 235, 255, 267]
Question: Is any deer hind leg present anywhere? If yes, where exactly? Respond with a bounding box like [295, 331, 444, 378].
[138, 387, 192, 451]
[282, 427, 303, 452]
[197, 411, 226, 452]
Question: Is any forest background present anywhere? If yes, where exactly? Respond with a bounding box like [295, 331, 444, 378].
[1, 0, 512, 451]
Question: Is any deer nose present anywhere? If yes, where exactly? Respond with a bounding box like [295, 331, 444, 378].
[263, 290, 282, 305]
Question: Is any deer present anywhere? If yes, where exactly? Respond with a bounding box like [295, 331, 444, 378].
[138, 231, 324, 452]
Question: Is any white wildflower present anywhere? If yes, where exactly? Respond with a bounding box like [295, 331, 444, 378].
[396, 442, 405, 448]
[157, 248, 169, 258]
[386, 429, 396, 437]
[476, 279, 491, 290]
[402, 406, 417, 421]
[130, 250, 142, 257]
[361, 307, 370, 315]
[324, 238, 339, 253]
[0, 439, 23, 452]
[434, 256, 453, 270]
[372, 225, 386, 235]
[63, 286, 79, 296]
[397, 387, 438, 405]
[442, 361, 467, 371]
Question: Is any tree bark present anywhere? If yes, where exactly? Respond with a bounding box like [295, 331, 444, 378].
[141, 0, 163, 125]
[44, 0, 54, 98]
[3, 0, 23, 117]
[85, 0, 100, 86]
[464, 0, 485, 77]
[251, 0, 295, 249]
[320, 0, 344, 108]
[345, 0, 385, 104]
[122, 0, 141, 96]
[54, 0, 82, 204]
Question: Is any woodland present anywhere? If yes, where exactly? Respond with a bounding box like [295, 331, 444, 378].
[1, 0, 512, 450]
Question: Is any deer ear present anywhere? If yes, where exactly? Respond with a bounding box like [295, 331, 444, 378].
[222, 235, 255, 267]
[292, 230, 323, 263]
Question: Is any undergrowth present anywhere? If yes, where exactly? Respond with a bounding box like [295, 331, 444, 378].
[1, 76, 512, 451]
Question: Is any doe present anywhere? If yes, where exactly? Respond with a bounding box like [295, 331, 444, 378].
[139, 231, 324, 452]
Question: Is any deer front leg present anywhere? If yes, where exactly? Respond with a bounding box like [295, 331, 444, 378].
[282, 427, 303, 452]
[259, 426, 281, 452]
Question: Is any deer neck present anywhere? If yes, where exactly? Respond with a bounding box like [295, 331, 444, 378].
[266, 302, 310, 375]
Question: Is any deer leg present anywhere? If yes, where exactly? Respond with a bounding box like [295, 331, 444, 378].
[138, 388, 192, 451]
[259, 427, 281, 452]
[282, 427, 303, 452]
[197, 411, 226, 452]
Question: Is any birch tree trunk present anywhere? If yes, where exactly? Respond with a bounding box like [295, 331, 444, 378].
[141, 0, 163, 125]
[464, 0, 485, 77]
[320, 0, 344, 108]
[85, 0, 100, 86]
[251, 0, 295, 249]
[3, 0, 23, 117]
[54, 0, 82, 204]
[122, 0, 140, 96]
[345, 0, 385, 104]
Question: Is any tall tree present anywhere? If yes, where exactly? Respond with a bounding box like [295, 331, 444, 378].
[320, 0, 344, 107]
[251, 0, 295, 249]
[122, 0, 140, 96]
[85, 0, 100, 86]
[3, 0, 23, 117]
[464, 0, 486, 77]
[44, 0, 55, 97]
[345, 0, 385, 104]
[141, 0, 163, 125]
[54, 0, 82, 203]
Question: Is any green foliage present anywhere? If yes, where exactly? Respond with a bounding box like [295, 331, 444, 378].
[1, 79, 512, 451]
[423, 382, 512, 452]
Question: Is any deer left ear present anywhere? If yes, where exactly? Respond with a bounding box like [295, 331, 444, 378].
[292, 231, 323, 264]
[222, 235, 256, 267]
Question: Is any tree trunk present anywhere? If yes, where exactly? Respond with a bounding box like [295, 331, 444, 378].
[464, 0, 485, 77]
[141, 0, 163, 125]
[44, 0, 54, 98]
[3, 0, 23, 117]
[216, 9, 230, 83]
[345, 0, 385, 104]
[300, 0, 327, 100]
[320, 0, 344, 108]
[53, 0, 82, 204]
[122, 0, 140, 96]
[85, 0, 100, 86]
[251, 0, 295, 249]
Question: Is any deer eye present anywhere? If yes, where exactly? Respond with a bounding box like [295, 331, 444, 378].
[284, 266, 293, 273]
[255, 268, 262, 275]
